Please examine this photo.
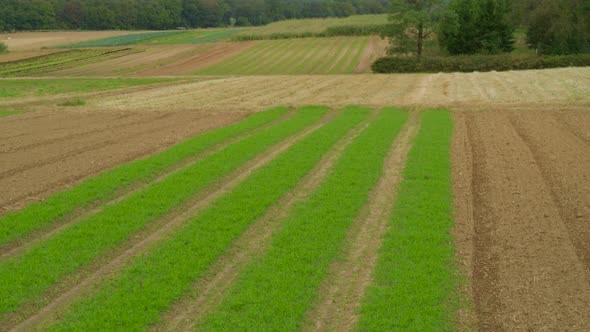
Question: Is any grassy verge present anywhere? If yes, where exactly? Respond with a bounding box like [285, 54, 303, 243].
[0, 110, 23, 117]
[198, 108, 407, 331]
[46, 106, 368, 331]
[0, 108, 287, 248]
[0, 78, 179, 99]
[356, 110, 460, 331]
[0, 107, 325, 315]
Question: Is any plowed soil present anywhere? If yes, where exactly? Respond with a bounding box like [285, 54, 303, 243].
[0, 110, 246, 213]
[452, 110, 590, 331]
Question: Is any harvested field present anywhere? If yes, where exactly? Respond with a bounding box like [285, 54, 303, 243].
[1, 31, 148, 51]
[453, 110, 590, 331]
[0, 110, 246, 213]
[0, 50, 62, 63]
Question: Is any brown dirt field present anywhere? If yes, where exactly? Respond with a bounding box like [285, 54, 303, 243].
[1, 31, 148, 51]
[70, 67, 590, 113]
[354, 36, 387, 73]
[0, 109, 246, 213]
[136, 42, 257, 76]
[453, 110, 590, 331]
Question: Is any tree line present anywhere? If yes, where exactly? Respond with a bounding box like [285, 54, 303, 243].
[386, 0, 590, 57]
[0, 0, 390, 31]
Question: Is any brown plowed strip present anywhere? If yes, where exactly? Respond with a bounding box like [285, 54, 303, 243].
[510, 112, 590, 271]
[0, 110, 297, 260]
[451, 111, 478, 331]
[7, 111, 333, 332]
[137, 42, 256, 76]
[303, 111, 419, 332]
[464, 112, 590, 331]
[0, 110, 245, 213]
[354, 36, 386, 74]
[156, 110, 374, 332]
[554, 111, 590, 145]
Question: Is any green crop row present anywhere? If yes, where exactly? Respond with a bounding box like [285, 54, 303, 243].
[57, 32, 184, 48]
[0, 107, 325, 315]
[198, 108, 407, 331]
[46, 106, 367, 331]
[0, 108, 286, 248]
[0, 110, 23, 117]
[0, 49, 138, 77]
[196, 37, 369, 75]
[356, 111, 461, 331]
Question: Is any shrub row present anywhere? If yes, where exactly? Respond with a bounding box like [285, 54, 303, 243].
[371, 54, 590, 73]
[231, 24, 386, 41]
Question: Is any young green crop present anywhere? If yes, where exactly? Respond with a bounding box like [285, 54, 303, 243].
[328, 37, 364, 74]
[240, 39, 299, 75]
[0, 78, 179, 99]
[0, 110, 22, 117]
[285, 38, 325, 74]
[312, 37, 350, 74]
[196, 41, 275, 75]
[0, 108, 325, 315]
[344, 37, 370, 73]
[58, 32, 184, 48]
[356, 110, 460, 331]
[46, 106, 368, 331]
[0, 108, 287, 248]
[198, 108, 407, 331]
[260, 38, 316, 74]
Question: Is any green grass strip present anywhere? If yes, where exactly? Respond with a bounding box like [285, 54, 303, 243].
[47, 106, 368, 331]
[58, 32, 183, 48]
[356, 110, 460, 331]
[0, 108, 287, 247]
[0, 108, 325, 315]
[343, 37, 370, 73]
[258, 38, 315, 75]
[198, 108, 408, 331]
[0, 110, 23, 117]
[328, 37, 363, 74]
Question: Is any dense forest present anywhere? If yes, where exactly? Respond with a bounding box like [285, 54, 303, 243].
[0, 0, 390, 31]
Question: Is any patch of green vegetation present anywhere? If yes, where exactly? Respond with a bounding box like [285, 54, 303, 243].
[0, 107, 325, 315]
[0, 49, 138, 77]
[0, 78, 178, 99]
[356, 110, 461, 331]
[59, 98, 86, 106]
[0, 109, 22, 117]
[198, 108, 407, 331]
[46, 106, 369, 331]
[149, 29, 244, 45]
[0, 108, 287, 248]
[58, 32, 184, 48]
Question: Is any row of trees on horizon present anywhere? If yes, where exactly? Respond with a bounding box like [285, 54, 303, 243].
[0, 0, 390, 31]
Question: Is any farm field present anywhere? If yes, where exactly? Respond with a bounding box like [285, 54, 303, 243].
[0, 31, 149, 51]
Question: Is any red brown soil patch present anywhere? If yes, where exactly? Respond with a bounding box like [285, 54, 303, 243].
[453, 110, 590, 331]
[0, 110, 247, 213]
[136, 42, 256, 76]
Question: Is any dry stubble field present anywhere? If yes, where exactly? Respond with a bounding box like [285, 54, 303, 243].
[0, 31, 589, 331]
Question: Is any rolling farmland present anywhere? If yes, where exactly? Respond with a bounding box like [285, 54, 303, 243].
[1, 23, 590, 332]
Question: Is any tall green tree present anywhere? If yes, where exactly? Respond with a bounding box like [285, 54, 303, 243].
[384, 0, 443, 59]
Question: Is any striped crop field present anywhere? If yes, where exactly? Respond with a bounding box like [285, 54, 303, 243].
[196, 37, 370, 75]
[0, 106, 465, 331]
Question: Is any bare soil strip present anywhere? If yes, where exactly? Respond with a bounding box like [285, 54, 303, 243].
[303, 111, 418, 331]
[0, 110, 245, 212]
[0, 110, 296, 260]
[7, 111, 333, 332]
[156, 110, 375, 332]
[354, 36, 386, 74]
[462, 111, 590, 331]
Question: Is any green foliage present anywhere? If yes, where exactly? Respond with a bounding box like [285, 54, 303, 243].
[440, 0, 514, 55]
[58, 32, 183, 48]
[0, 108, 286, 248]
[45, 107, 368, 331]
[527, 0, 590, 55]
[199, 108, 407, 331]
[0, 49, 138, 77]
[232, 23, 386, 41]
[371, 53, 590, 72]
[0, 108, 324, 315]
[0, 42, 7, 54]
[59, 98, 86, 106]
[384, 0, 443, 59]
[0, 109, 22, 117]
[356, 111, 460, 331]
[0, 78, 178, 99]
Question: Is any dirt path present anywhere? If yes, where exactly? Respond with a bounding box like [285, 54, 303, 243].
[354, 36, 387, 73]
[0, 110, 245, 213]
[457, 111, 590, 331]
[302, 111, 419, 331]
[156, 110, 374, 332]
[6, 111, 333, 332]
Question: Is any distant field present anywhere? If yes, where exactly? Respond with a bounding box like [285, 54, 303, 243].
[197, 37, 371, 75]
[237, 14, 387, 38]
[58, 32, 184, 48]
